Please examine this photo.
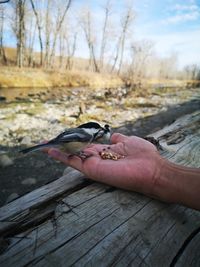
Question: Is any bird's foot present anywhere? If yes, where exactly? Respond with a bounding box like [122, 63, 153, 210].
[78, 151, 93, 161]
[68, 151, 92, 161]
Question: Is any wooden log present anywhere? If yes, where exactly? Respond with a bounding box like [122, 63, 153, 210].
[0, 111, 200, 267]
[0, 168, 87, 236]
[153, 111, 200, 167]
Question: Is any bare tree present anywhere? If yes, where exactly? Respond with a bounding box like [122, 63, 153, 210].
[44, 0, 51, 68]
[30, 0, 43, 66]
[128, 40, 154, 88]
[12, 0, 26, 67]
[26, 13, 36, 66]
[0, 5, 7, 64]
[157, 52, 178, 79]
[65, 30, 77, 70]
[49, 0, 72, 67]
[111, 35, 121, 73]
[183, 64, 200, 80]
[99, 0, 112, 71]
[58, 25, 65, 68]
[118, 7, 135, 75]
[111, 5, 135, 74]
[190, 64, 199, 80]
[80, 7, 99, 72]
[56, 12, 77, 70]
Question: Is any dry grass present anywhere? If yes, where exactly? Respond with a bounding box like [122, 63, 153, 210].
[0, 66, 124, 89]
[0, 47, 123, 89]
[146, 78, 200, 88]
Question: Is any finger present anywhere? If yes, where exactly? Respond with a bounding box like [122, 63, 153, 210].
[111, 133, 129, 144]
[41, 140, 50, 153]
[48, 148, 84, 172]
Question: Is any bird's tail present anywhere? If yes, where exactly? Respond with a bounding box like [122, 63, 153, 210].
[19, 143, 55, 154]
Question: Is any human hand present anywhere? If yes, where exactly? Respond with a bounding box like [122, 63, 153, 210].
[47, 133, 164, 197]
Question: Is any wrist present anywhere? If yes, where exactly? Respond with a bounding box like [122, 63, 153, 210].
[154, 159, 200, 210]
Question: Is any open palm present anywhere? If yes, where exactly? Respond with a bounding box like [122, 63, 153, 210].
[47, 133, 162, 196]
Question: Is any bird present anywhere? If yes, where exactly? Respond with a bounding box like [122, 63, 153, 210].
[19, 122, 111, 157]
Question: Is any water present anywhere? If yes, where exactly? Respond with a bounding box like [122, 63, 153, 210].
[0, 87, 77, 102]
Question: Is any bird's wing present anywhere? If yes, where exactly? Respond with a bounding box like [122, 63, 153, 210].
[52, 128, 92, 143]
[20, 143, 57, 154]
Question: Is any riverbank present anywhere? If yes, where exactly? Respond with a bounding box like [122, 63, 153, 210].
[0, 67, 124, 89]
[1, 87, 199, 147]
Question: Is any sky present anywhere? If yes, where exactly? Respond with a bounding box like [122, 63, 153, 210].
[72, 0, 200, 68]
[133, 0, 200, 67]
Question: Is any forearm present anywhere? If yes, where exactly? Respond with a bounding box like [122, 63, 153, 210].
[155, 159, 200, 210]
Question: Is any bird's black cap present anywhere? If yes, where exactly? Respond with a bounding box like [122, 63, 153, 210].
[78, 122, 101, 129]
[104, 124, 110, 133]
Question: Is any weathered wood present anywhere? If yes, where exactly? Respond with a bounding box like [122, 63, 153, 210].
[0, 168, 87, 237]
[0, 111, 200, 267]
[153, 111, 200, 167]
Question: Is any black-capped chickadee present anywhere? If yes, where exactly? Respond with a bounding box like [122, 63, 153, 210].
[20, 122, 111, 156]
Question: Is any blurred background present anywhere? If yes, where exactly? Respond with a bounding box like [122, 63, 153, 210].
[0, 0, 199, 206]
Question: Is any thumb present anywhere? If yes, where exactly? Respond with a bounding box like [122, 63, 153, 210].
[111, 133, 129, 144]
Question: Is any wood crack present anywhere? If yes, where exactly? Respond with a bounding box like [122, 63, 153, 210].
[170, 226, 200, 267]
[0, 179, 92, 238]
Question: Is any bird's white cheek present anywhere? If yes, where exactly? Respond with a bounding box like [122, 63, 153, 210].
[106, 133, 111, 140]
[84, 128, 98, 136]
